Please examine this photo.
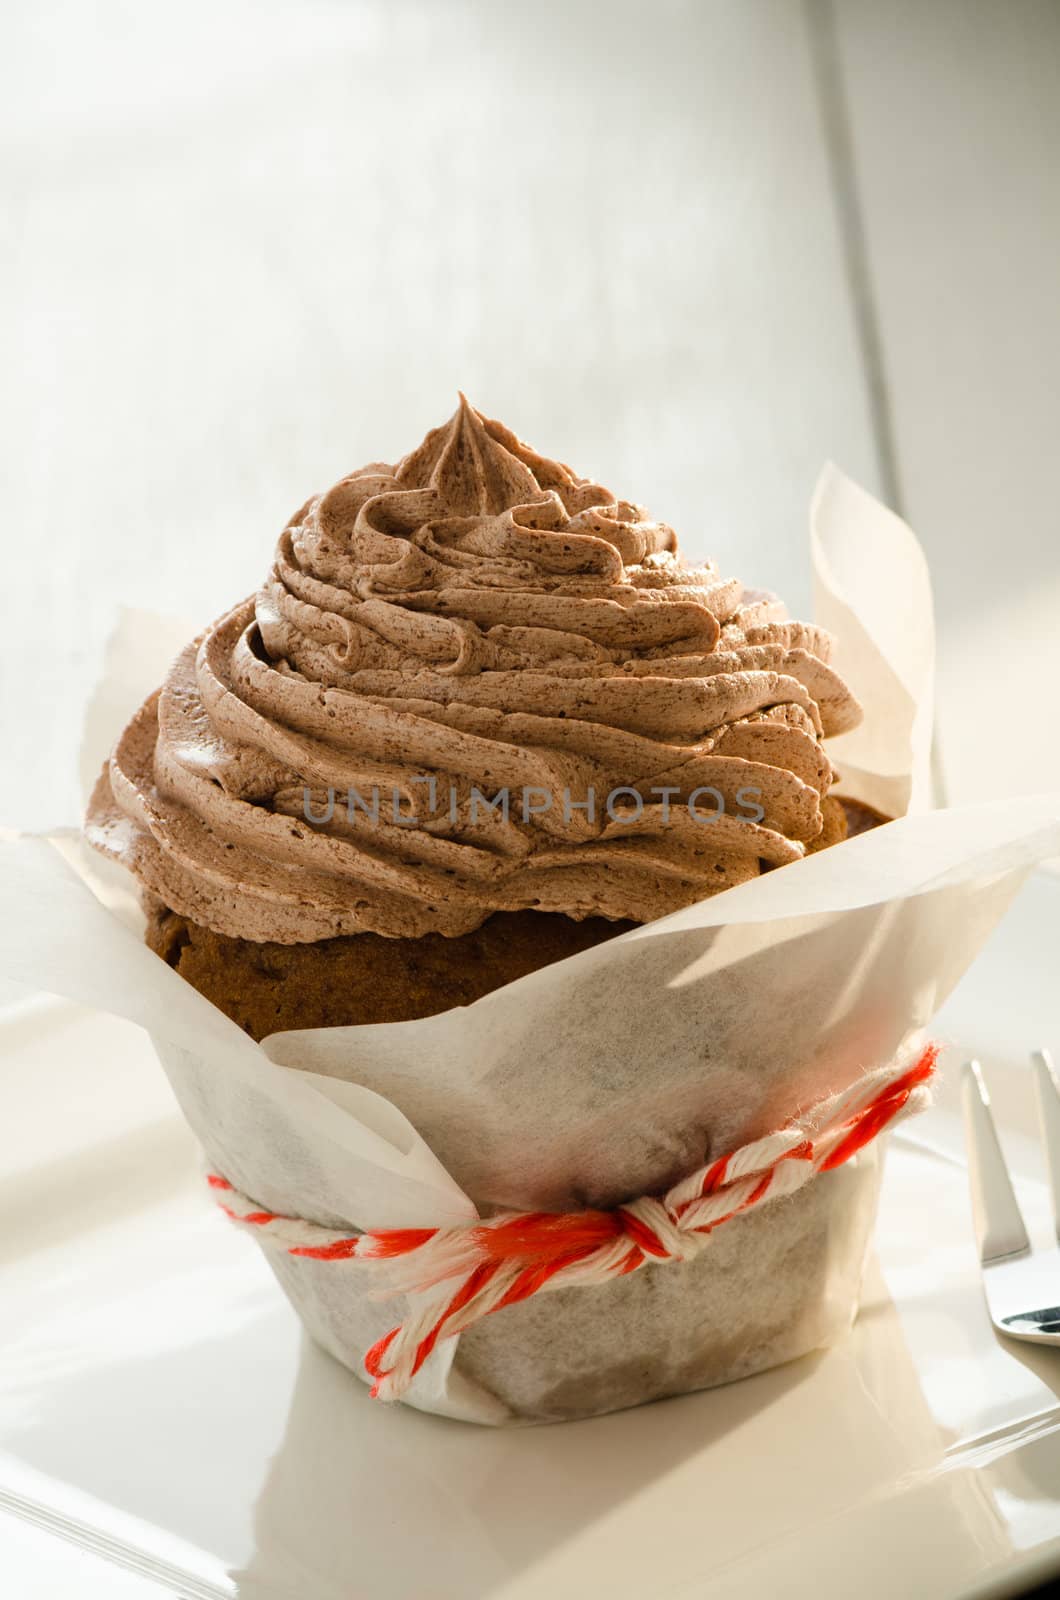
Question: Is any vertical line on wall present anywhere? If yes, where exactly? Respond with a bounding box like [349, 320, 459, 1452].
[803, 0, 904, 517]
[804, 0, 949, 805]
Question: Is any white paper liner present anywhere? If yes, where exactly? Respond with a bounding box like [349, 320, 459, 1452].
[4, 466, 1060, 1424]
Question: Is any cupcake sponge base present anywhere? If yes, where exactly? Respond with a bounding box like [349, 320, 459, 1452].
[145, 903, 637, 1040]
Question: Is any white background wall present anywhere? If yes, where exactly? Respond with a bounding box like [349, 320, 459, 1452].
[3, 0, 1058, 828]
[833, 0, 1060, 805]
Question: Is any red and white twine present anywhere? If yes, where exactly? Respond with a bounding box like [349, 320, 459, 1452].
[209, 1044, 936, 1401]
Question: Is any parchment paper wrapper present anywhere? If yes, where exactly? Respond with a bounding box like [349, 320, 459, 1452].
[5, 467, 1060, 1426]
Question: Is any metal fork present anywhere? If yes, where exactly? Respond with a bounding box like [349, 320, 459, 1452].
[962, 1050, 1060, 1345]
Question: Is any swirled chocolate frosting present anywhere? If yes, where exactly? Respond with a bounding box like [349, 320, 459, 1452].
[86, 398, 862, 941]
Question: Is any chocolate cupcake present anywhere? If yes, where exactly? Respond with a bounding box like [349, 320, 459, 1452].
[87, 397, 871, 1037]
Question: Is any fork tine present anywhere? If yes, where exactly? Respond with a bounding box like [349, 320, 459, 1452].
[961, 1061, 1031, 1263]
[1030, 1049, 1060, 1241]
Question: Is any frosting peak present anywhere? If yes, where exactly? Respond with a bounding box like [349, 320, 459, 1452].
[87, 401, 863, 942]
[395, 393, 548, 515]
